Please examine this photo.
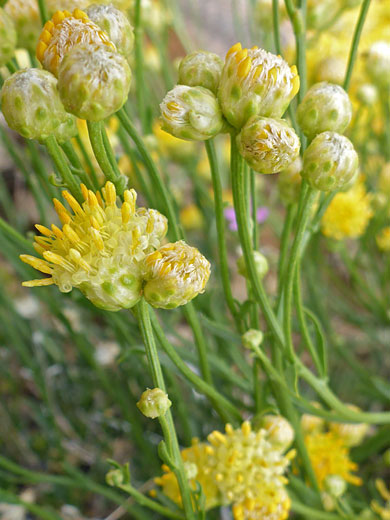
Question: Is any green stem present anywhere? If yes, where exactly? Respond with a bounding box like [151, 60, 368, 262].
[0, 217, 34, 251]
[272, 0, 282, 54]
[118, 483, 184, 519]
[74, 134, 100, 190]
[61, 140, 94, 190]
[205, 139, 243, 332]
[44, 135, 83, 202]
[134, 0, 147, 132]
[284, 0, 307, 102]
[230, 135, 285, 348]
[87, 121, 124, 194]
[37, 0, 49, 24]
[343, 0, 372, 91]
[291, 500, 345, 519]
[282, 187, 318, 360]
[277, 204, 295, 300]
[135, 299, 196, 520]
[150, 311, 241, 423]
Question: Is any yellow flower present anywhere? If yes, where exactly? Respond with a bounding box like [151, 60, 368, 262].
[36, 8, 115, 76]
[154, 439, 220, 510]
[232, 488, 291, 520]
[305, 431, 362, 489]
[20, 182, 167, 311]
[180, 204, 204, 231]
[321, 181, 373, 240]
[376, 227, 390, 251]
[372, 479, 390, 520]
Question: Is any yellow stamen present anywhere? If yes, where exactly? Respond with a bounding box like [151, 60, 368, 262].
[69, 248, 91, 271]
[63, 224, 80, 243]
[237, 56, 252, 78]
[241, 421, 251, 436]
[35, 224, 53, 237]
[36, 41, 48, 61]
[103, 181, 117, 206]
[226, 42, 242, 59]
[121, 202, 131, 224]
[52, 10, 65, 25]
[81, 183, 89, 200]
[22, 278, 54, 287]
[235, 48, 248, 63]
[20, 255, 53, 275]
[43, 251, 74, 270]
[62, 191, 84, 217]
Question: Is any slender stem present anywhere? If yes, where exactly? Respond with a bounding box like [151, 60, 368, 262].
[43, 135, 83, 202]
[277, 204, 295, 300]
[61, 141, 94, 190]
[6, 60, 18, 74]
[135, 299, 196, 520]
[272, 0, 282, 55]
[134, 0, 147, 132]
[0, 217, 34, 251]
[291, 501, 345, 519]
[205, 139, 243, 333]
[151, 311, 241, 423]
[230, 135, 285, 348]
[284, 0, 307, 102]
[87, 121, 125, 194]
[343, 0, 372, 91]
[282, 188, 318, 360]
[74, 134, 100, 190]
[118, 483, 184, 519]
[37, 0, 49, 24]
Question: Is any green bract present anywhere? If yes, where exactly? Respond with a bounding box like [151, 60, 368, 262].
[160, 85, 224, 141]
[58, 44, 132, 121]
[178, 50, 223, 94]
[0, 68, 77, 142]
[301, 131, 359, 191]
[297, 82, 352, 140]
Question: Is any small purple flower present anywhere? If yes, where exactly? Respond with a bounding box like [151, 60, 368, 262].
[224, 206, 269, 231]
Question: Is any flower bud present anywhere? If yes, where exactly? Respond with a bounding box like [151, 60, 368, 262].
[0, 8, 17, 67]
[297, 82, 352, 140]
[36, 8, 115, 77]
[137, 388, 172, 419]
[143, 241, 211, 309]
[160, 85, 224, 141]
[323, 475, 347, 498]
[0, 68, 77, 142]
[356, 84, 378, 105]
[277, 157, 302, 205]
[178, 51, 223, 94]
[106, 468, 125, 487]
[58, 43, 131, 121]
[329, 406, 369, 447]
[86, 4, 134, 61]
[321, 491, 336, 512]
[218, 42, 299, 129]
[5, 0, 41, 52]
[301, 132, 359, 191]
[237, 116, 300, 174]
[237, 251, 268, 279]
[262, 415, 295, 450]
[365, 41, 390, 90]
[242, 329, 264, 350]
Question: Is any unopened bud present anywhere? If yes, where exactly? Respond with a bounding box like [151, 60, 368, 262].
[178, 50, 223, 94]
[242, 329, 264, 350]
[237, 251, 268, 279]
[137, 388, 172, 419]
[262, 415, 295, 450]
[323, 475, 347, 498]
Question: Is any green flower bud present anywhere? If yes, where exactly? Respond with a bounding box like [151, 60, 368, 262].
[323, 475, 347, 498]
[237, 116, 300, 174]
[242, 329, 264, 350]
[86, 4, 134, 61]
[106, 468, 125, 487]
[58, 44, 131, 121]
[364, 41, 390, 89]
[297, 82, 352, 140]
[277, 157, 302, 205]
[0, 68, 77, 142]
[0, 8, 17, 67]
[5, 0, 42, 52]
[262, 415, 295, 450]
[301, 132, 359, 191]
[143, 241, 211, 309]
[178, 50, 223, 94]
[160, 85, 224, 141]
[218, 42, 299, 129]
[237, 251, 269, 279]
[321, 492, 336, 512]
[137, 388, 172, 419]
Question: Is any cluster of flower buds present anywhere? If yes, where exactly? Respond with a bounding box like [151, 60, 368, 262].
[20, 182, 210, 311]
[161, 43, 300, 175]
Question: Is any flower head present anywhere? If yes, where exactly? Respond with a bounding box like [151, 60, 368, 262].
[160, 85, 224, 141]
[86, 3, 134, 61]
[0, 8, 17, 67]
[58, 43, 131, 121]
[305, 430, 362, 489]
[143, 240, 210, 309]
[20, 182, 168, 311]
[321, 181, 373, 240]
[301, 132, 359, 192]
[237, 251, 269, 280]
[36, 8, 115, 76]
[218, 42, 299, 129]
[297, 82, 352, 140]
[137, 388, 172, 419]
[376, 227, 390, 252]
[178, 50, 224, 94]
[0, 68, 77, 142]
[237, 116, 300, 174]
